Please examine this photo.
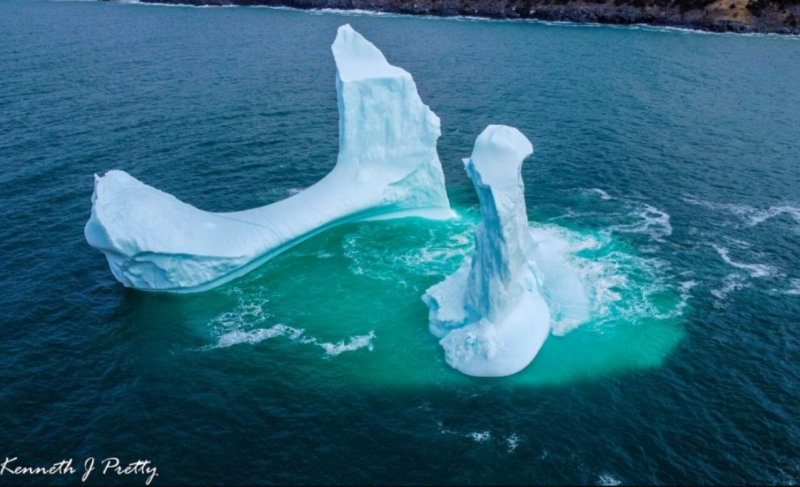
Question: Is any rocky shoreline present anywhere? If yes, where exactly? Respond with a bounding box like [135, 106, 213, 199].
[132, 0, 800, 34]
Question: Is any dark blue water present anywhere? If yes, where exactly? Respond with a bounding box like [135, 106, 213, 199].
[1, 1, 799, 484]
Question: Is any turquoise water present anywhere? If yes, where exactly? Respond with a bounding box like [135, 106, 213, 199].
[1, 1, 799, 484]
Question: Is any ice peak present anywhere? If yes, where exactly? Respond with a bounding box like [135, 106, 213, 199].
[423, 125, 550, 377]
[466, 125, 533, 189]
[332, 24, 406, 82]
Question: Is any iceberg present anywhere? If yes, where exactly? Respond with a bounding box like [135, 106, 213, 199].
[85, 25, 453, 293]
[424, 125, 588, 377]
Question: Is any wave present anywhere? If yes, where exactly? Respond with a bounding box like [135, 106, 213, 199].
[746, 206, 800, 227]
[207, 325, 376, 355]
[342, 220, 474, 280]
[433, 427, 527, 454]
[709, 244, 792, 301]
[610, 203, 673, 242]
[672, 280, 698, 317]
[772, 278, 800, 296]
[784, 279, 800, 296]
[308, 7, 400, 17]
[684, 197, 800, 230]
[711, 273, 750, 301]
[527, 223, 688, 335]
[546, 209, 604, 222]
[712, 244, 779, 278]
[580, 188, 614, 200]
[440, 425, 520, 448]
[317, 331, 376, 357]
[465, 431, 491, 442]
[214, 289, 273, 328]
[436, 421, 456, 435]
[293, 7, 800, 39]
[597, 474, 622, 486]
[505, 433, 521, 452]
[213, 324, 304, 348]
[561, 191, 674, 244]
[203, 291, 375, 355]
[625, 23, 800, 39]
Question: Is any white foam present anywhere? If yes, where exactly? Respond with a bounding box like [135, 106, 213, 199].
[582, 188, 614, 200]
[465, 431, 491, 443]
[712, 273, 750, 301]
[684, 197, 800, 230]
[211, 289, 272, 330]
[712, 244, 779, 278]
[207, 326, 376, 356]
[437, 422, 456, 435]
[772, 278, 800, 296]
[525, 225, 683, 330]
[317, 331, 376, 357]
[304, 7, 800, 40]
[310, 8, 398, 17]
[506, 433, 521, 453]
[675, 280, 697, 315]
[747, 205, 800, 226]
[597, 473, 622, 486]
[529, 225, 592, 336]
[546, 209, 603, 222]
[342, 221, 473, 280]
[426, 182, 688, 376]
[214, 324, 303, 348]
[611, 203, 672, 242]
[397, 245, 472, 276]
[204, 293, 376, 356]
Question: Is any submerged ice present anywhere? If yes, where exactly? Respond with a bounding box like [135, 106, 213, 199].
[85, 24, 452, 292]
[423, 126, 590, 377]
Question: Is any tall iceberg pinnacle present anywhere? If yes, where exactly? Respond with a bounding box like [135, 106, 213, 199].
[423, 125, 552, 377]
[85, 25, 453, 293]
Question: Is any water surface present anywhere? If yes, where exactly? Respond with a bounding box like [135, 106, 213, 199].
[1, 1, 799, 484]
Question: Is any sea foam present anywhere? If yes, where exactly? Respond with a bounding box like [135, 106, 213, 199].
[685, 197, 800, 230]
[712, 244, 780, 279]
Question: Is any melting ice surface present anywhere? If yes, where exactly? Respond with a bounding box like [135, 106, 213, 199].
[424, 125, 590, 377]
[84, 25, 453, 293]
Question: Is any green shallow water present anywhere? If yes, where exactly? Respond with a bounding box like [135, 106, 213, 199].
[2, 0, 799, 484]
[179, 205, 686, 389]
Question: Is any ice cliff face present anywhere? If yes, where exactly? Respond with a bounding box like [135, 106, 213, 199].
[331, 25, 451, 220]
[424, 125, 572, 377]
[85, 25, 453, 293]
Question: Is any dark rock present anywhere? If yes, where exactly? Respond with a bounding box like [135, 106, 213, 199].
[135, 0, 800, 35]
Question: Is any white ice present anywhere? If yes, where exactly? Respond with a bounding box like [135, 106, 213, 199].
[423, 125, 589, 377]
[85, 25, 453, 293]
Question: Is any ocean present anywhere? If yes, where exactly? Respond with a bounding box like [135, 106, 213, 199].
[1, 1, 799, 484]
